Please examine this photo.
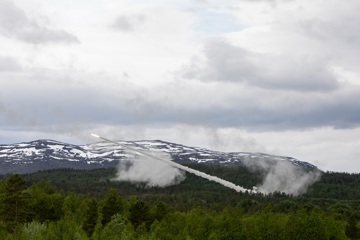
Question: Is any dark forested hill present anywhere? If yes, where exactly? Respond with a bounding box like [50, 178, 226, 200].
[17, 165, 360, 202]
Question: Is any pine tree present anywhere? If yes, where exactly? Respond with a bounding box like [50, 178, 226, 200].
[83, 198, 98, 237]
[345, 215, 359, 240]
[0, 175, 28, 233]
[128, 200, 151, 230]
[100, 189, 123, 226]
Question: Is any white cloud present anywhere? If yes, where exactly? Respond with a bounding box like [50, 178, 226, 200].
[112, 14, 146, 32]
[0, 0, 79, 44]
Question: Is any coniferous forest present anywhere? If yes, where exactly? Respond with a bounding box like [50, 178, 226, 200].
[0, 164, 359, 239]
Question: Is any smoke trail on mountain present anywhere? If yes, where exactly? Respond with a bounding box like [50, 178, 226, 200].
[243, 158, 321, 196]
[91, 134, 253, 193]
[116, 152, 186, 187]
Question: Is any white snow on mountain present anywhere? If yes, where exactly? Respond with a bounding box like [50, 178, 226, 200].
[0, 139, 318, 175]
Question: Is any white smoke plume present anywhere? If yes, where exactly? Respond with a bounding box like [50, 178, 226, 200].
[115, 152, 186, 187]
[91, 134, 253, 193]
[116, 147, 253, 192]
[243, 158, 322, 196]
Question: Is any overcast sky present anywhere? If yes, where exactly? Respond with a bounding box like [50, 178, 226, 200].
[1, 0, 360, 173]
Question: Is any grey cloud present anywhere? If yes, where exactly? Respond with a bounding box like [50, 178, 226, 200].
[296, 2, 360, 46]
[17, 27, 79, 45]
[112, 14, 146, 32]
[182, 40, 339, 92]
[0, 100, 39, 127]
[0, 0, 79, 44]
[239, 0, 292, 2]
[2, 64, 360, 136]
[81, 84, 360, 131]
[167, 103, 360, 131]
[177, 126, 268, 153]
[0, 56, 22, 72]
[193, 0, 208, 3]
[108, 82, 360, 131]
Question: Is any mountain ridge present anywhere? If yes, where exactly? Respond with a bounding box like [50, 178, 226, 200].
[0, 139, 318, 175]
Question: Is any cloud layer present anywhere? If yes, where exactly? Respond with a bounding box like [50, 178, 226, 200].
[1, 0, 360, 173]
[182, 40, 339, 92]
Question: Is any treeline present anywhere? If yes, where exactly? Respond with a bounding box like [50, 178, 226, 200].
[305, 171, 360, 200]
[12, 165, 360, 218]
[0, 174, 359, 239]
[1, 165, 360, 239]
[18, 164, 360, 201]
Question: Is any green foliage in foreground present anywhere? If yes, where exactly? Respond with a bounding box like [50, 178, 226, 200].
[0, 166, 359, 239]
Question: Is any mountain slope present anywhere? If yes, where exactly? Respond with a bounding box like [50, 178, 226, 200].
[0, 139, 318, 174]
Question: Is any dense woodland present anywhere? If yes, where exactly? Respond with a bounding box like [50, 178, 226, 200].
[0, 164, 359, 239]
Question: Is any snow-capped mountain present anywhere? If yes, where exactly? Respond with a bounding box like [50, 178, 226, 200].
[0, 139, 318, 174]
